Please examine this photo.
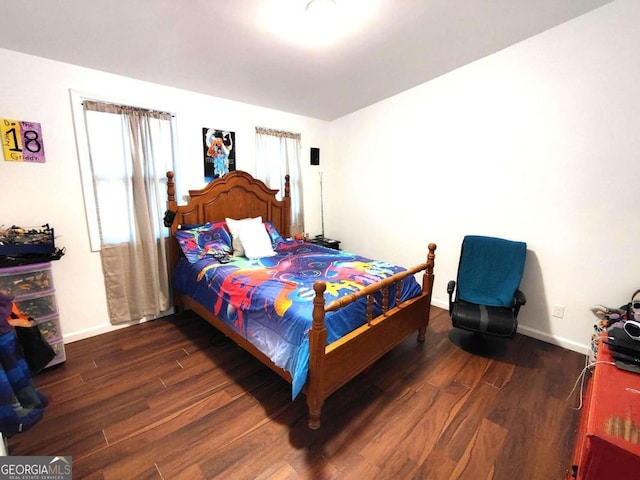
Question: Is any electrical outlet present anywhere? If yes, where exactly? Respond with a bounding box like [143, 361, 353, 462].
[552, 305, 565, 319]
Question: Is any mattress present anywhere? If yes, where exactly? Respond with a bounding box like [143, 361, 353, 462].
[173, 240, 422, 398]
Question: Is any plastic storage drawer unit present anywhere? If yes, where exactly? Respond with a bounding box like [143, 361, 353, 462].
[13, 291, 57, 319]
[0, 263, 53, 297]
[35, 314, 61, 343]
[0, 262, 65, 370]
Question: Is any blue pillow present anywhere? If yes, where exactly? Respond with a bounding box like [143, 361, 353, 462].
[264, 221, 285, 248]
[175, 221, 232, 263]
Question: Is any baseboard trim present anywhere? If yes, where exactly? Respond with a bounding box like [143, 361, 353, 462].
[63, 323, 129, 343]
[516, 325, 589, 356]
[62, 300, 589, 356]
[430, 298, 589, 356]
[62, 308, 175, 344]
[431, 298, 448, 311]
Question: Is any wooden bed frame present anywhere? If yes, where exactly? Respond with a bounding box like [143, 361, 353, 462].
[166, 170, 436, 429]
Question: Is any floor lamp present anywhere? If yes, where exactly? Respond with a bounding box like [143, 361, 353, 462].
[318, 171, 325, 239]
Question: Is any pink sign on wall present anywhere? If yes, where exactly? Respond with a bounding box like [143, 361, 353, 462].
[1, 118, 46, 163]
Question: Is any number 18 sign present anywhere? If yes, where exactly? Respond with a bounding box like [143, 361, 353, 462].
[1, 118, 46, 163]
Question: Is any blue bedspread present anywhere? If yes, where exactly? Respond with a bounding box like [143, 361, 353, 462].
[173, 240, 422, 399]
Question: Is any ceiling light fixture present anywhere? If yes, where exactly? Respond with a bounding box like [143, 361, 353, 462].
[259, 0, 381, 49]
[305, 0, 337, 14]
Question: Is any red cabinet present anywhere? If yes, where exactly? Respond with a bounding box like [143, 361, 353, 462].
[569, 338, 640, 479]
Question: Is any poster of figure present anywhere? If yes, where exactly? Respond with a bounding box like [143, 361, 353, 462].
[203, 128, 235, 179]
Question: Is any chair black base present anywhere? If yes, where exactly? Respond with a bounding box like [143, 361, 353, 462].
[448, 328, 510, 357]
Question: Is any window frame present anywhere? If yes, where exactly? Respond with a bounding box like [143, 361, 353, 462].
[69, 89, 177, 251]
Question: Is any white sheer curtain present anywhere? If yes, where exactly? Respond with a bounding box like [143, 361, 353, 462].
[255, 127, 304, 235]
[83, 101, 174, 324]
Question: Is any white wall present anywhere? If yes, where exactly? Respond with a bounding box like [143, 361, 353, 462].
[0, 48, 330, 342]
[1, 0, 638, 354]
[325, 0, 640, 354]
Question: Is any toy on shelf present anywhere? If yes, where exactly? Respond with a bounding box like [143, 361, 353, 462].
[589, 289, 640, 361]
[0, 224, 64, 267]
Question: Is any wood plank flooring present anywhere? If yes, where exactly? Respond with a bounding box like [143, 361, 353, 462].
[8, 307, 585, 479]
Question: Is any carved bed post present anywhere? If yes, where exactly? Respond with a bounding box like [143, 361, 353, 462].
[417, 243, 437, 342]
[283, 174, 291, 238]
[307, 280, 327, 429]
[166, 171, 179, 289]
[166, 170, 176, 207]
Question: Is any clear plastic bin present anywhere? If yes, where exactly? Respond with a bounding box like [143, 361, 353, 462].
[14, 291, 57, 319]
[0, 263, 53, 296]
[36, 314, 61, 342]
[46, 340, 66, 368]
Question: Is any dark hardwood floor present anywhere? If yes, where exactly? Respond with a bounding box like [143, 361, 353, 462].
[8, 307, 585, 479]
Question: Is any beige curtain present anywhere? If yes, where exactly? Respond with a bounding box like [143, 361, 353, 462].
[255, 127, 304, 235]
[83, 101, 172, 324]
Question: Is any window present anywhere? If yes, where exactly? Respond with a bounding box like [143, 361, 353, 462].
[70, 91, 176, 324]
[71, 91, 176, 250]
[255, 127, 304, 235]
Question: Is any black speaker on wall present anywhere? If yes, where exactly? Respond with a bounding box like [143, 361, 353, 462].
[310, 147, 320, 165]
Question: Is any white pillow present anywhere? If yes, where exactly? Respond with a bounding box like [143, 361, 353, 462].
[226, 216, 258, 256]
[225, 216, 276, 259]
[238, 221, 277, 259]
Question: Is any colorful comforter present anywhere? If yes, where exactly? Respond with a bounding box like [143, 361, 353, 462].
[173, 240, 422, 399]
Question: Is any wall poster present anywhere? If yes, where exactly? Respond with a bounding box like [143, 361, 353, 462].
[202, 128, 235, 180]
[1, 118, 46, 163]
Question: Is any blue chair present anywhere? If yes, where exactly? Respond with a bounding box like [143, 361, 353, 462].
[447, 236, 527, 349]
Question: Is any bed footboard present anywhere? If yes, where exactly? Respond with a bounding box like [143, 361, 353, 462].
[306, 243, 436, 429]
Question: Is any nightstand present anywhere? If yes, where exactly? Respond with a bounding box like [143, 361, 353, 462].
[309, 237, 341, 250]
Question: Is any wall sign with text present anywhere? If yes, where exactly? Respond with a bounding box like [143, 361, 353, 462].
[1, 118, 46, 163]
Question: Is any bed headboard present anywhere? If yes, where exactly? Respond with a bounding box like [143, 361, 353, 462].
[165, 170, 291, 273]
